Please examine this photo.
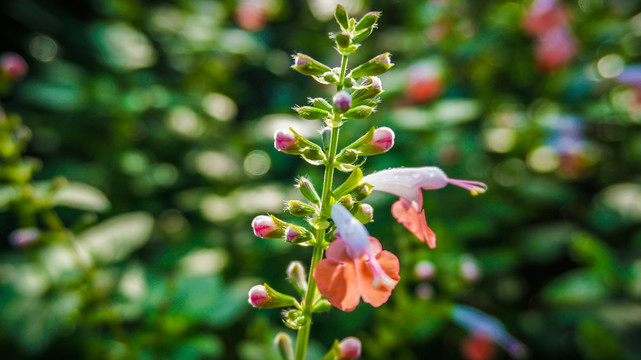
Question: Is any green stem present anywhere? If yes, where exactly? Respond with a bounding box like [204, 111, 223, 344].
[295, 55, 348, 360]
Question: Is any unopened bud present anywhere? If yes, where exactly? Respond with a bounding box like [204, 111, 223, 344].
[352, 27, 373, 43]
[285, 225, 313, 243]
[335, 32, 351, 48]
[352, 183, 373, 201]
[283, 309, 310, 329]
[354, 203, 373, 224]
[248, 283, 296, 309]
[291, 53, 332, 76]
[414, 260, 436, 281]
[336, 148, 358, 164]
[339, 337, 362, 359]
[286, 261, 307, 294]
[274, 129, 299, 153]
[338, 194, 354, 210]
[371, 126, 394, 151]
[355, 11, 380, 32]
[274, 332, 294, 360]
[0, 52, 28, 81]
[294, 106, 330, 120]
[333, 90, 352, 113]
[252, 215, 284, 239]
[296, 177, 320, 203]
[323, 71, 339, 83]
[320, 126, 332, 151]
[350, 53, 394, 79]
[344, 105, 373, 120]
[369, 76, 382, 90]
[287, 200, 316, 217]
[9, 228, 39, 248]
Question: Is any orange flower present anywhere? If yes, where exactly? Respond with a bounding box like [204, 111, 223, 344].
[391, 194, 436, 248]
[314, 236, 400, 312]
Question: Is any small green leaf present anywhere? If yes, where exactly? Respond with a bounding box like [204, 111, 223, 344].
[53, 181, 110, 212]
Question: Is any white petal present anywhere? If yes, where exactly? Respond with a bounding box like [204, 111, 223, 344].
[331, 204, 370, 255]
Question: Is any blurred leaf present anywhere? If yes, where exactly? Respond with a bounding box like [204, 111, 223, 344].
[521, 222, 577, 263]
[542, 270, 609, 306]
[53, 181, 111, 212]
[171, 335, 224, 360]
[0, 185, 19, 210]
[76, 212, 154, 264]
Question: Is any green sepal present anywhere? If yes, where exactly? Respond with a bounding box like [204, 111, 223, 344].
[312, 298, 332, 313]
[337, 194, 354, 210]
[287, 200, 317, 217]
[353, 98, 380, 107]
[308, 216, 330, 230]
[296, 177, 320, 204]
[285, 224, 314, 244]
[352, 203, 373, 224]
[334, 5, 350, 31]
[334, 32, 351, 48]
[350, 53, 394, 78]
[352, 182, 373, 201]
[319, 340, 341, 360]
[333, 167, 363, 199]
[335, 148, 358, 165]
[292, 53, 332, 76]
[310, 97, 333, 112]
[282, 309, 310, 330]
[344, 126, 389, 156]
[351, 86, 382, 104]
[355, 11, 381, 32]
[343, 105, 374, 120]
[294, 106, 331, 120]
[337, 44, 360, 56]
[258, 283, 297, 309]
[352, 26, 373, 43]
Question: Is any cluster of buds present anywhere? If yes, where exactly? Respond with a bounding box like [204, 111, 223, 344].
[249, 5, 495, 360]
[523, 0, 577, 71]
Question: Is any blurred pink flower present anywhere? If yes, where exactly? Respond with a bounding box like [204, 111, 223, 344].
[523, 0, 569, 37]
[535, 28, 577, 71]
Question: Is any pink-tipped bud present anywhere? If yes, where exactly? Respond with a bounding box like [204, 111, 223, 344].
[339, 337, 362, 359]
[370, 76, 382, 90]
[361, 203, 373, 217]
[294, 55, 307, 67]
[414, 260, 436, 281]
[285, 226, 300, 242]
[9, 228, 39, 248]
[274, 129, 296, 151]
[0, 52, 28, 81]
[371, 126, 395, 151]
[333, 90, 352, 112]
[252, 215, 277, 238]
[248, 285, 269, 307]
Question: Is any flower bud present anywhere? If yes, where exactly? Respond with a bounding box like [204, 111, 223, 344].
[274, 129, 301, 154]
[333, 90, 352, 112]
[285, 225, 313, 243]
[9, 228, 39, 248]
[274, 332, 294, 360]
[336, 148, 358, 164]
[323, 71, 339, 83]
[414, 260, 436, 281]
[286, 261, 307, 294]
[283, 309, 310, 329]
[350, 53, 394, 79]
[0, 52, 28, 82]
[355, 11, 380, 32]
[353, 203, 373, 224]
[291, 53, 332, 76]
[301, 147, 325, 163]
[339, 337, 362, 359]
[344, 105, 374, 120]
[248, 284, 269, 307]
[252, 215, 284, 239]
[338, 194, 354, 210]
[335, 32, 351, 48]
[334, 5, 350, 31]
[296, 177, 320, 203]
[320, 126, 332, 151]
[248, 283, 297, 309]
[287, 200, 316, 217]
[352, 183, 373, 201]
[294, 106, 330, 120]
[342, 77, 356, 89]
[371, 126, 394, 151]
[346, 127, 393, 156]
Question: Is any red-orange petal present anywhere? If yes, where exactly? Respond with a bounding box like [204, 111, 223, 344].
[391, 199, 436, 248]
[357, 249, 400, 307]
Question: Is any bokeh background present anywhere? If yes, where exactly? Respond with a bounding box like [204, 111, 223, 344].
[1, 0, 641, 359]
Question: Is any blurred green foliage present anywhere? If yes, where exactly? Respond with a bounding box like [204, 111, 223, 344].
[1, 0, 641, 359]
